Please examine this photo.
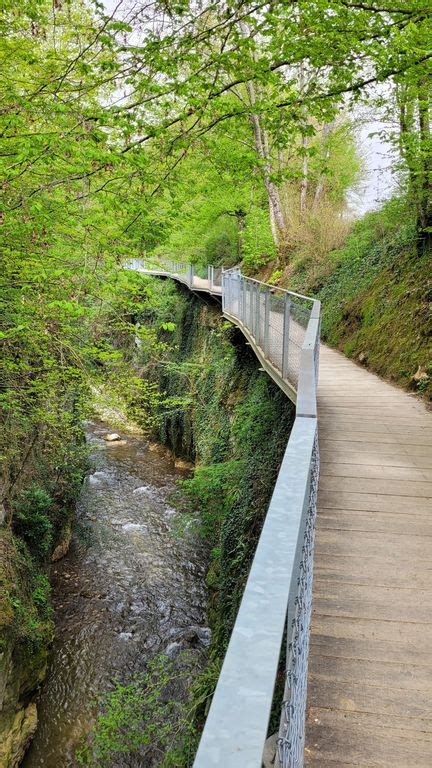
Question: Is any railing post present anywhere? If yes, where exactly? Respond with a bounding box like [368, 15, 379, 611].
[282, 293, 291, 379]
[188, 263, 194, 288]
[241, 277, 246, 322]
[209, 265, 214, 290]
[264, 289, 270, 356]
[249, 281, 254, 330]
[255, 283, 260, 343]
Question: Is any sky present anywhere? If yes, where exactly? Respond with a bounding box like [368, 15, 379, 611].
[348, 114, 397, 215]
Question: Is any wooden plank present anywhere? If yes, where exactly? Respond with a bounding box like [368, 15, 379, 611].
[318, 490, 432, 513]
[319, 439, 432, 456]
[319, 475, 432, 498]
[316, 508, 432, 536]
[319, 429, 432, 446]
[319, 420, 432, 433]
[314, 528, 432, 560]
[310, 614, 432, 648]
[312, 582, 432, 623]
[305, 708, 432, 767]
[309, 632, 432, 666]
[309, 653, 432, 692]
[307, 677, 432, 720]
[320, 462, 432, 482]
[319, 450, 432, 469]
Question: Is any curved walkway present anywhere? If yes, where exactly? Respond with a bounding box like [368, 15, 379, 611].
[306, 345, 432, 767]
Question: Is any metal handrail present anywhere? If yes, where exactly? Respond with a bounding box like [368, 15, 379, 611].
[125, 257, 320, 768]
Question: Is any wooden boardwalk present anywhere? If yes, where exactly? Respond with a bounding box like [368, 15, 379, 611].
[305, 345, 432, 767]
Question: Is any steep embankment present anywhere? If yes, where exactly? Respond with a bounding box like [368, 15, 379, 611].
[0, 432, 87, 767]
[154, 286, 296, 651]
[272, 199, 432, 399]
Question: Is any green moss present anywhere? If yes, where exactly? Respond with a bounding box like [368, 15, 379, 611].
[12, 485, 54, 560]
[149, 291, 296, 650]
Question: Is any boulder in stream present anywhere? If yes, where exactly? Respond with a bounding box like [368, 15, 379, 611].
[104, 432, 121, 441]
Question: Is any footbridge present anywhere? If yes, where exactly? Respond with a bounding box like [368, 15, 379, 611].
[128, 258, 432, 767]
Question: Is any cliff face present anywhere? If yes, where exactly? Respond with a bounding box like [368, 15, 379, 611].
[0, 530, 47, 768]
[152, 286, 296, 649]
[0, 456, 85, 766]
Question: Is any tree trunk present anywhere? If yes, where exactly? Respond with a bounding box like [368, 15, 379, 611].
[312, 121, 335, 213]
[300, 144, 308, 214]
[239, 21, 285, 258]
[417, 79, 432, 249]
[299, 62, 309, 215]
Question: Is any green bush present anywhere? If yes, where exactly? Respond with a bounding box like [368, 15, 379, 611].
[13, 484, 53, 559]
[204, 216, 239, 265]
[77, 654, 198, 767]
[242, 206, 276, 272]
[31, 574, 52, 618]
[182, 459, 244, 540]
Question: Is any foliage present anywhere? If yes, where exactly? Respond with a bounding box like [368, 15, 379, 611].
[0, 0, 431, 763]
[182, 460, 245, 541]
[1, 529, 54, 658]
[205, 217, 239, 266]
[12, 485, 53, 560]
[154, 293, 295, 648]
[77, 654, 200, 767]
[242, 206, 277, 272]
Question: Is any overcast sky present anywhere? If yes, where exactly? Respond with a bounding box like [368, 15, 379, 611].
[348, 113, 396, 215]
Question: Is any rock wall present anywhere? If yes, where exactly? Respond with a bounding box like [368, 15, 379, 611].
[153, 286, 296, 651]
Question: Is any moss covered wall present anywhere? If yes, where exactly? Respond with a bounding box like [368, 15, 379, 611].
[0, 435, 86, 767]
[153, 286, 295, 650]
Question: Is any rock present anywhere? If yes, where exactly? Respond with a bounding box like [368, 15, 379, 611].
[51, 525, 72, 562]
[358, 351, 367, 364]
[0, 503, 6, 526]
[165, 641, 183, 659]
[0, 702, 38, 768]
[168, 626, 212, 651]
[413, 365, 428, 383]
[104, 432, 121, 442]
[262, 733, 278, 767]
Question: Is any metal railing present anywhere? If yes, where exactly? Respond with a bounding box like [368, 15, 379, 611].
[222, 268, 319, 400]
[126, 257, 320, 768]
[126, 257, 224, 293]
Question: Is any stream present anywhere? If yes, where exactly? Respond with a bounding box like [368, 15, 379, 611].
[22, 420, 208, 767]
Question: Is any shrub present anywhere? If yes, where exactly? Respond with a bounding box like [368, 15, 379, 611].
[13, 484, 53, 559]
[77, 654, 199, 767]
[242, 206, 276, 272]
